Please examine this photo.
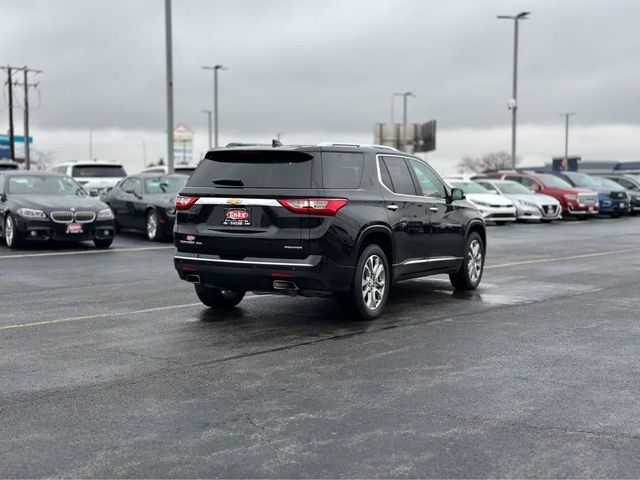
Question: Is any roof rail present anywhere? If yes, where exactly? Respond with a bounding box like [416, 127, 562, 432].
[317, 142, 401, 152]
[224, 142, 271, 148]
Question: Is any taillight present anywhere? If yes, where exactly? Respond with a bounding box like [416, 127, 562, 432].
[277, 198, 348, 216]
[175, 195, 199, 210]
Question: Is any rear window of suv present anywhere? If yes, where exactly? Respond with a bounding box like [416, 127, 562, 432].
[72, 165, 126, 178]
[190, 150, 314, 189]
[322, 152, 364, 188]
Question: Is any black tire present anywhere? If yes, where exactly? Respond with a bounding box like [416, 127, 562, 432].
[145, 209, 164, 242]
[449, 232, 484, 291]
[4, 214, 23, 249]
[94, 237, 113, 248]
[348, 244, 390, 320]
[195, 285, 245, 310]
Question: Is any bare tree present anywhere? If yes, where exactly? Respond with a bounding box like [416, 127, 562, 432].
[457, 151, 513, 173]
[31, 149, 55, 171]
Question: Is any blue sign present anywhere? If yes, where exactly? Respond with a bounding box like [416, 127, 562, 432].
[0, 134, 33, 145]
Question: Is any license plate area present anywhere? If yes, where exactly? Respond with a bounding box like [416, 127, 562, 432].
[223, 208, 251, 226]
[66, 223, 84, 234]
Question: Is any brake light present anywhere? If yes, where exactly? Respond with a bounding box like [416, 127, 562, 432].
[277, 198, 348, 216]
[175, 195, 199, 210]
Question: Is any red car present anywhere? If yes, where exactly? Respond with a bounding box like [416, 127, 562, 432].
[487, 171, 599, 217]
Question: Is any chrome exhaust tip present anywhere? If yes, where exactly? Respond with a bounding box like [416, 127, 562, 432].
[184, 274, 201, 284]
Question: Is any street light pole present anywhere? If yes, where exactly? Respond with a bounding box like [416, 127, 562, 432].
[497, 11, 530, 169]
[89, 126, 93, 161]
[561, 112, 576, 161]
[202, 65, 227, 148]
[202, 109, 212, 150]
[394, 92, 415, 152]
[164, 0, 175, 174]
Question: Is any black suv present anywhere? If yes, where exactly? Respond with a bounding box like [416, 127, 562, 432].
[173, 144, 486, 319]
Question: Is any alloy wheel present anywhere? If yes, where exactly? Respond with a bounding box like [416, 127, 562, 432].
[5, 216, 14, 247]
[146, 212, 158, 240]
[467, 239, 483, 283]
[361, 254, 386, 311]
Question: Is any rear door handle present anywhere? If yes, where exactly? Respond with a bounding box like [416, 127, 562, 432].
[387, 204, 398, 211]
[429, 206, 439, 212]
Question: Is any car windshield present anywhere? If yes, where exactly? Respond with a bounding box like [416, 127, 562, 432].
[595, 177, 624, 190]
[144, 176, 188, 194]
[449, 181, 490, 194]
[496, 182, 531, 194]
[563, 172, 600, 188]
[72, 165, 126, 178]
[539, 175, 572, 188]
[8, 175, 86, 195]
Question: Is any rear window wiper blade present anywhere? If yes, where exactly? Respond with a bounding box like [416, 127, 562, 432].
[212, 178, 244, 186]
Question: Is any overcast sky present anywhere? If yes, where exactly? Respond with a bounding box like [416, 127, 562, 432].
[2, 0, 640, 173]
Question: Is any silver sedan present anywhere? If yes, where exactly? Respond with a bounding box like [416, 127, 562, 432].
[475, 179, 562, 222]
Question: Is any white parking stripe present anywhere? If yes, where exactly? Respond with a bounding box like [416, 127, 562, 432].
[486, 247, 640, 269]
[0, 245, 174, 260]
[0, 295, 272, 331]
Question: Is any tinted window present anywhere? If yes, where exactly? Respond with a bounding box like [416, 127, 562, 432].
[380, 160, 394, 191]
[189, 150, 314, 189]
[144, 176, 187, 194]
[0, 174, 4, 194]
[381, 157, 416, 195]
[72, 165, 126, 178]
[322, 152, 364, 189]
[121, 177, 142, 195]
[408, 159, 446, 198]
[8, 175, 86, 195]
[505, 175, 524, 184]
[520, 177, 539, 188]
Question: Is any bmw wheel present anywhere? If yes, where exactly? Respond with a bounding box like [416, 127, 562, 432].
[349, 244, 389, 320]
[449, 232, 484, 290]
[4, 214, 22, 249]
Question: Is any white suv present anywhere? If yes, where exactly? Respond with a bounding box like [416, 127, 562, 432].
[51, 161, 127, 195]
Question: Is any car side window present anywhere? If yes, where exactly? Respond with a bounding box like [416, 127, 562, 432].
[618, 178, 635, 190]
[520, 177, 537, 188]
[380, 156, 417, 196]
[505, 175, 523, 184]
[408, 159, 446, 198]
[122, 178, 142, 195]
[0, 174, 5, 195]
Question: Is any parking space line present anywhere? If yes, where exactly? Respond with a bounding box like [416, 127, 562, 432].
[0, 295, 272, 331]
[0, 245, 174, 260]
[486, 247, 640, 270]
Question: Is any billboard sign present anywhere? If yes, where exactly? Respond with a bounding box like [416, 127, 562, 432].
[173, 124, 193, 163]
[0, 134, 34, 160]
[373, 120, 436, 153]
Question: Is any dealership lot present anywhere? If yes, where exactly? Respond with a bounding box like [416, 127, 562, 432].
[2, 218, 640, 477]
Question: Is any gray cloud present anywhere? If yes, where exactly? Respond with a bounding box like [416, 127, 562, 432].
[2, 0, 640, 136]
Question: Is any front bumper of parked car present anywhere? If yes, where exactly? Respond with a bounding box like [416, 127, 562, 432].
[12, 216, 115, 242]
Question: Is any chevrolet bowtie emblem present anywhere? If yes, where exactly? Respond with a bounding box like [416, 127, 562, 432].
[226, 198, 242, 205]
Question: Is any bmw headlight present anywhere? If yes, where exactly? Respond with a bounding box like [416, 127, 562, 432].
[17, 208, 47, 218]
[97, 208, 114, 219]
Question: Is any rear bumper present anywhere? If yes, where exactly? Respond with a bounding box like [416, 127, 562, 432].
[174, 252, 354, 294]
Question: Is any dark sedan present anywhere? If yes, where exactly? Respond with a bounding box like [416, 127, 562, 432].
[102, 174, 187, 241]
[0, 171, 115, 249]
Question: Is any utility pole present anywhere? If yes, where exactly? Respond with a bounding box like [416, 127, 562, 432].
[2, 66, 16, 160]
[497, 12, 530, 168]
[202, 109, 212, 149]
[16, 67, 42, 170]
[164, 0, 175, 173]
[561, 112, 576, 161]
[202, 65, 227, 148]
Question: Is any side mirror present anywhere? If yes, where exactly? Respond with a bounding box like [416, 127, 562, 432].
[451, 187, 465, 201]
[531, 184, 542, 192]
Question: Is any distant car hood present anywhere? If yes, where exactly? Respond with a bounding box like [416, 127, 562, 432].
[502, 193, 560, 206]
[10, 194, 108, 212]
[464, 193, 514, 206]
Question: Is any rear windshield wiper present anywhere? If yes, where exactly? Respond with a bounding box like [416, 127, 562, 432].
[212, 178, 244, 186]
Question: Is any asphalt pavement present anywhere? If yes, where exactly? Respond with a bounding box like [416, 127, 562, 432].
[2, 217, 640, 478]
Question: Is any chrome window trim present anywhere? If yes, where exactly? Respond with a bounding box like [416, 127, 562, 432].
[174, 255, 314, 267]
[375, 154, 450, 202]
[194, 197, 282, 207]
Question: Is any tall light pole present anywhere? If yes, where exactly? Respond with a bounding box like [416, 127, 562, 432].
[89, 126, 94, 161]
[202, 65, 227, 148]
[561, 112, 576, 162]
[394, 92, 415, 151]
[202, 109, 212, 150]
[497, 11, 530, 168]
[164, 0, 175, 173]
[126, 135, 147, 168]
